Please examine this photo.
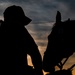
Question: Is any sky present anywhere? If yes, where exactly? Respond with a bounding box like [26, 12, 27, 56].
[0, 0, 75, 75]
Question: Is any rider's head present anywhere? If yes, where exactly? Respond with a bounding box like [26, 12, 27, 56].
[3, 5, 32, 26]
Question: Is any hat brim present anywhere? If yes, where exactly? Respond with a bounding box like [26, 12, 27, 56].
[24, 16, 32, 25]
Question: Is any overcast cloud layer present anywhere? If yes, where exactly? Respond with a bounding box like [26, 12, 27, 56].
[0, 0, 75, 22]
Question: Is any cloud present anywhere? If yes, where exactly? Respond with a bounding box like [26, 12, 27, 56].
[0, 0, 75, 23]
[0, 0, 75, 25]
[26, 22, 54, 56]
[26, 22, 54, 40]
[57, 0, 75, 11]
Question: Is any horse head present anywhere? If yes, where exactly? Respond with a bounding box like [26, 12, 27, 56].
[43, 11, 75, 73]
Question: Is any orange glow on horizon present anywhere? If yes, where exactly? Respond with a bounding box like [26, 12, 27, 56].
[27, 54, 75, 75]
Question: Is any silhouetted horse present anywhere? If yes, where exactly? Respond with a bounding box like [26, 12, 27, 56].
[43, 11, 75, 73]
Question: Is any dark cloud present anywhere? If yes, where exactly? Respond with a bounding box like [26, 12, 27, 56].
[26, 23, 53, 53]
[0, 0, 75, 23]
[26, 22, 54, 41]
[0, 0, 25, 2]
[57, 0, 75, 10]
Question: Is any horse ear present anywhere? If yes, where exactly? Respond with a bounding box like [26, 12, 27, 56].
[67, 18, 70, 21]
[56, 11, 61, 23]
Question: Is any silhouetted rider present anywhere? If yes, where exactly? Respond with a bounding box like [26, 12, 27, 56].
[1, 5, 43, 75]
